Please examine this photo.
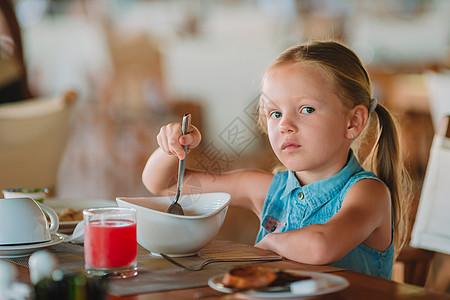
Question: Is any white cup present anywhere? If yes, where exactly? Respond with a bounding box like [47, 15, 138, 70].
[0, 197, 59, 245]
[2, 188, 48, 203]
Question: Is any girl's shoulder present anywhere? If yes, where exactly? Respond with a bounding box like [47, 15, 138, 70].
[263, 170, 293, 199]
[339, 170, 389, 205]
[343, 172, 391, 209]
[272, 169, 291, 179]
[345, 169, 381, 187]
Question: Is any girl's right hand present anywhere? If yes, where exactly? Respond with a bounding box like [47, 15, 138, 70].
[157, 122, 202, 160]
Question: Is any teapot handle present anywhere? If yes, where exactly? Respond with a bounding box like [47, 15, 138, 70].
[36, 203, 60, 234]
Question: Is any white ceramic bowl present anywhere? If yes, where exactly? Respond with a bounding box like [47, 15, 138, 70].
[116, 192, 231, 257]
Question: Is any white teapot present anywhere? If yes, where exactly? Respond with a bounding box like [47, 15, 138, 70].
[0, 197, 59, 245]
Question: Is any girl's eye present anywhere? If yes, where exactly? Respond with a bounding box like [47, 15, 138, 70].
[269, 111, 282, 119]
[300, 107, 315, 114]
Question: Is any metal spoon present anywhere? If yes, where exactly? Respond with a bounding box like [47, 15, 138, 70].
[167, 113, 191, 215]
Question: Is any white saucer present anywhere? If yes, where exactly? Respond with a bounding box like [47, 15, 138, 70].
[0, 234, 64, 258]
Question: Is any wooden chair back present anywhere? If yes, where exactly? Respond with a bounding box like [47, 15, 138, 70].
[0, 91, 77, 194]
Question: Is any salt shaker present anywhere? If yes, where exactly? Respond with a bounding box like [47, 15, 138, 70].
[28, 250, 58, 285]
[0, 261, 31, 300]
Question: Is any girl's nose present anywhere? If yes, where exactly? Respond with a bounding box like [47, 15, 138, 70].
[279, 116, 297, 134]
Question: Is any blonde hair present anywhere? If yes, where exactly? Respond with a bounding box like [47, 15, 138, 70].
[258, 40, 412, 257]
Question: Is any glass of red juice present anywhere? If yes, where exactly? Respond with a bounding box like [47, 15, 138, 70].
[83, 207, 137, 278]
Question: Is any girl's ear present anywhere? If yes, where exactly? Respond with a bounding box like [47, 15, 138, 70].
[347, 104, 368, 139]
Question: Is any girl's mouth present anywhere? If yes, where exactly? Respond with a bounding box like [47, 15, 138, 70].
[281, 142, 301, 151]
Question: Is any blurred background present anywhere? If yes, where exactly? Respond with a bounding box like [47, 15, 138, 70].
[1, 0, 450, 292]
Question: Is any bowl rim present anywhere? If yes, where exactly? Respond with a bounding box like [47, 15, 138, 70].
[116, 192, 231, 219]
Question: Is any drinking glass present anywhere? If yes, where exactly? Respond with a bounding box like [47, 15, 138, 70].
[83, 207, 137, 278]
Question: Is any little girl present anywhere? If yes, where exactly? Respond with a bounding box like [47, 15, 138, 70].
[142, 40, 412, 279]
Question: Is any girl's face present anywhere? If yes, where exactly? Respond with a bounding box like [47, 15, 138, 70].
[262, 63, 353, 184]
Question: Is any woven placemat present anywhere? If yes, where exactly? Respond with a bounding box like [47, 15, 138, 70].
[3, 242, 85, 273]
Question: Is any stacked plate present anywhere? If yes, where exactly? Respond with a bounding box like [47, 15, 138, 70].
[0, 235, 65, 258]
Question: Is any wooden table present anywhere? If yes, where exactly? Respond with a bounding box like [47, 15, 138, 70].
[103, 267, 450, 300]
[10, 240, 450, 300]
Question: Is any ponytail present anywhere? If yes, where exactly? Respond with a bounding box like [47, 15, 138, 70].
[365, 104, 413, 257]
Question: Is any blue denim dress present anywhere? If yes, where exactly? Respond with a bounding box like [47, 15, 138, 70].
[255, 152, 394, 279]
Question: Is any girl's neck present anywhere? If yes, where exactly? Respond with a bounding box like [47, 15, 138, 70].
[294, 150, 351, 186]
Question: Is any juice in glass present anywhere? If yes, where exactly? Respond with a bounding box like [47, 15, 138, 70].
[83, 207, 137, 277]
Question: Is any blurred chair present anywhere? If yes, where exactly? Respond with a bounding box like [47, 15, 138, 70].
[396, 246, 435, 286]
[0, 90, 77, 194]
[425, 70, 450, 130]
[402, 115, 450, 287]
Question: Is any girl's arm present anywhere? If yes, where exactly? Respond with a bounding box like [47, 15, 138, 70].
[255, 178, 392, 264]
[142, 122, 273, 215]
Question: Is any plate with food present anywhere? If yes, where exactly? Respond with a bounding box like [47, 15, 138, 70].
[208, 266, 349, 299]
[44, 198, 117, 233]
